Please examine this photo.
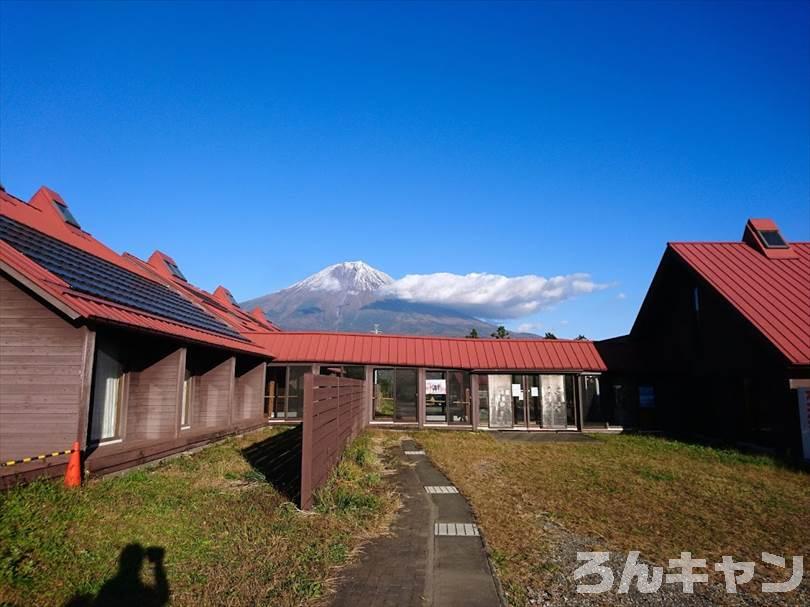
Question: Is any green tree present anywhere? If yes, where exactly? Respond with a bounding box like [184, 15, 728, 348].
[466, 328, 479, 339]
[491, 326, 510, 339]
[543, 332, 557, 339]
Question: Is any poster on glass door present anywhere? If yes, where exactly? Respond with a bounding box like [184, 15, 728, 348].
[426, 379, 446, 395]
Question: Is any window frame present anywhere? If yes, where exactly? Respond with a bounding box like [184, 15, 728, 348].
[89, 344, 126, 445]
[52, 200, 81, 229]
[757, 229, 788, 249]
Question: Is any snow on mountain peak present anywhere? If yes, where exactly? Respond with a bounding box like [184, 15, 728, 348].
[291, 261, 394, 293]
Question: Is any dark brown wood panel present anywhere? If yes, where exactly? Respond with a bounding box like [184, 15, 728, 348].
[0, 275, 89, 465]
[234, 361, 266, 421]
[193, 356, 235, 429]
[300, 373, 367, 509]
[126, 349, 183, 441]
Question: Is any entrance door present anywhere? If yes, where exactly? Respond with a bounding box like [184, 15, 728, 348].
[511, 375, 541, 429]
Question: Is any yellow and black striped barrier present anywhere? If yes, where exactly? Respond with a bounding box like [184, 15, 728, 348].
[2, 447, 75, 467]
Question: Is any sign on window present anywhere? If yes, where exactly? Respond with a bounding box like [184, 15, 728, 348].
[426, 379, 446, 395]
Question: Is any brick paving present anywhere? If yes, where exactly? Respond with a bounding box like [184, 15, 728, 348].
[328, 439, 502, 607]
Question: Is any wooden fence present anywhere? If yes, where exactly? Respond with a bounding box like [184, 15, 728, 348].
[300, 372, 368, 509]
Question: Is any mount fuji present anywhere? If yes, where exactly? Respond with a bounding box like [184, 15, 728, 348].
[240, 261, 516, 337]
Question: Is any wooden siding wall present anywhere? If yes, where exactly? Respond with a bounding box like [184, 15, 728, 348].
[193, 357, 235, 429]
[0, 276, 91, 467]
[300, 372, 367, 509]
[126, 349, 183, 441]
[234, 362, 266, 421]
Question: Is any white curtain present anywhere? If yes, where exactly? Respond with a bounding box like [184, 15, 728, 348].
[90, 348, 123, 442]
[181, 371, 192, 427]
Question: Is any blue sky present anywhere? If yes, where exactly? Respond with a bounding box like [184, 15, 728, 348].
[1, 1, 808, 339]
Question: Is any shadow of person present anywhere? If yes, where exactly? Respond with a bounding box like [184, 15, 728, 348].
[63, 543, 169, 607]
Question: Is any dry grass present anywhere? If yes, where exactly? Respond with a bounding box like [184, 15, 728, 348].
[0, 427, 397, 607]
[416, 431, 810, 605]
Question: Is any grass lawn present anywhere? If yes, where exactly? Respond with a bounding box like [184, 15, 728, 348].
[416, 431, 810, 605]
[0, 427, 397, 607]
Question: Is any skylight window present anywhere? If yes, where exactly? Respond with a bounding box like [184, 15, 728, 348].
[165, 260, 187, 281]
[757, 229, 788, 249]
[52, 200, 81, 229]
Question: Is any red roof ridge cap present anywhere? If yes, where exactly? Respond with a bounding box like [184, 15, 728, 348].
[258, 330, 595, 343]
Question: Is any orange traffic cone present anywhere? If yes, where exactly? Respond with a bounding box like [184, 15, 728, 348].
[64, 441, 82, 488]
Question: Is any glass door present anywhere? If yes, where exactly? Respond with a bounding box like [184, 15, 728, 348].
[448, 371, 471, 425]
[511, 375, 541, 428]
[425, 371, 447, 423]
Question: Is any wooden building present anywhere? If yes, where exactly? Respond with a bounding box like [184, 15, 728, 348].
[0, 186, 277, 486]
[249, 331, 608, 432]
[1, 185, 608, 492]
[598, 219, 810, 460]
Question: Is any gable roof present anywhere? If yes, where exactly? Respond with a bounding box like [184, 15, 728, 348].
[0, 187, 269, 356]
[250, 331, 606, 371]
[668, 239, 810, 366]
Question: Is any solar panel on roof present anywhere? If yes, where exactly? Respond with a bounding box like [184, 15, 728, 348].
[0, 216, 246, 341]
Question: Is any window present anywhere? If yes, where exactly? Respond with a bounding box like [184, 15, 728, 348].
[693, 286, 700, 314]
[165, 260, 187, 281]
[285, 366, 307, 419]
[223, 289, 238, 305]
[181, 368, 193, 429]
[425, 371, 447, 423]
[581, 375, 603, 428]
[757, 229, 788, 249]
[447, 371, 471, 424]
[264, 366, 307, 420]
[373, 369, 395, 420]
[373, 368, 418, 422]
[639, 385, 656, 409]
[477, 375, 489, 426]
[90, 345, 124, 443]
[344, 366, 365, 381]
[52, 200, 81, 229]
[265, 366, 287, 418]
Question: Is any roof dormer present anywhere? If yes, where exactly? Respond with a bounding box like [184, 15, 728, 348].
[28, 186, 84, 233]
[742, 219, 798, 260]
[213, 286, 239, 307]
[147, 250, 187, 281]
[250, 307, 271, 326]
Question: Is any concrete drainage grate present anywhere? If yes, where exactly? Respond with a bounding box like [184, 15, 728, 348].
[404, 450, 426, 455]
[424, 485, 459, 494]
[434, 522, 479, 537]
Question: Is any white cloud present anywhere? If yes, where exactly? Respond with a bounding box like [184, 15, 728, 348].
[617, 292, 627, 300]
[516, 322, 543, 333]
[381, 271, 607, 319]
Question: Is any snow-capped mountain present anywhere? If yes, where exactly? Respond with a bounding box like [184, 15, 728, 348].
[240, 261, 507, 336]
[286, 261, 393, 294]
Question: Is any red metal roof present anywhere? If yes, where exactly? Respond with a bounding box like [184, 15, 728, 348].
[250, 331, 606, 371]
[669, 238, 810, 366]
[1, 187, 270, 357]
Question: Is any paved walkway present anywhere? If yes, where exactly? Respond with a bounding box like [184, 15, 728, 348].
[328, 439, 502, 607]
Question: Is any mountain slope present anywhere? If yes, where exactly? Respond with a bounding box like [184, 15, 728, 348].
[240, 261, 508, 336]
